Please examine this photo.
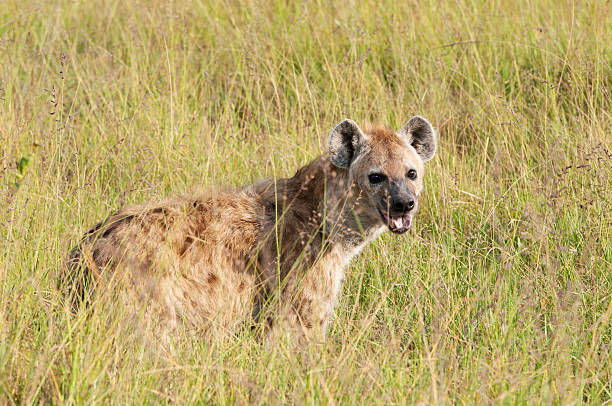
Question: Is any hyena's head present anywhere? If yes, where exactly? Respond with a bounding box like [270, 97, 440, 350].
[328, 116, 436, 234]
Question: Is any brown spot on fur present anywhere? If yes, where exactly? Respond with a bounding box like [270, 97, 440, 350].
[149, 207, 168, 215]
[86, 221, 104, 236]
[206, 273, 218, 285]
[179, 236, 194, 256]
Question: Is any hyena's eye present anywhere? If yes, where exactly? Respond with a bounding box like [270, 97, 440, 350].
[368, 173, 387, 184]
[406, 169, 417, 180]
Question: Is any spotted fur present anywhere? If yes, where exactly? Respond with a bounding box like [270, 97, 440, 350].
[63, 116, 437, 344]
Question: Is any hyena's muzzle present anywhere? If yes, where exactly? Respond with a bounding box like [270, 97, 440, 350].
[377, 177, 417, 234]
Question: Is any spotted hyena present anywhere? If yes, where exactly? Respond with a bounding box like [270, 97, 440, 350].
[64, 116, 437, 343]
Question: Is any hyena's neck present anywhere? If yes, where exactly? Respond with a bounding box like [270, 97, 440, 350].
[306, 157, 382, 248]
[254, 155, 385, 293]
[269, 155, 384, 253]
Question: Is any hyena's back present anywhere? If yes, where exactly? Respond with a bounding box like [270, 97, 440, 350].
[64, 189, 262, 332]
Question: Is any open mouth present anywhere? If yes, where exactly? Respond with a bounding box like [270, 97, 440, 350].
[378, 209, 412, 234]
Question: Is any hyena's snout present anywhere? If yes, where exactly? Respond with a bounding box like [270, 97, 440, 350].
[389, 194, 415, 214]
[379, 180, 417, 234]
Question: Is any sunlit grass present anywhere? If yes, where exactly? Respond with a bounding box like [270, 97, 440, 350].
[0, 0, 611, 403]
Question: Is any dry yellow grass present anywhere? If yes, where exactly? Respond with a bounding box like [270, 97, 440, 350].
[0, 0, 611, 403]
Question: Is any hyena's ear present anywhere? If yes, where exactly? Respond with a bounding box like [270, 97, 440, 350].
[328, 119, 369, 168]
[397, 116, 437, 162]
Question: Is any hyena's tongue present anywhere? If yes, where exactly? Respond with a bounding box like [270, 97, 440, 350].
[383, 212, 412, 232]
[391, 217, 404, 229]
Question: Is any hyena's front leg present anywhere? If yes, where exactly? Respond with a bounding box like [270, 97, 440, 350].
[288, 294, 333, 341]
[267, 300, 329, 345]
[275, 266, 342, 344]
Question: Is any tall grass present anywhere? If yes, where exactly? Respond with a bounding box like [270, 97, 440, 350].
[0, 0, 611, 403]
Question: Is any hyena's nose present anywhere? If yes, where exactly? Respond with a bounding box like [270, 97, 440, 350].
[406, 198, 415, 211]
[391, 198, 415, 213]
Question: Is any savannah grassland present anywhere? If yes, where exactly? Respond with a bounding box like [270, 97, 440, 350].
[0, 0, 611, 404]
